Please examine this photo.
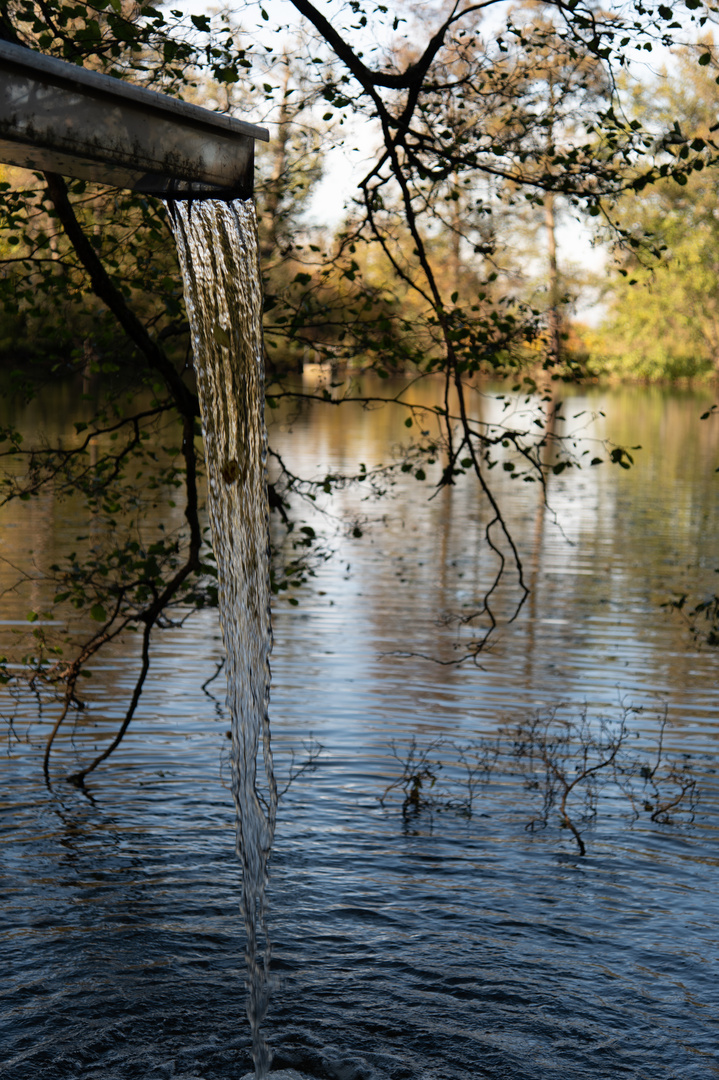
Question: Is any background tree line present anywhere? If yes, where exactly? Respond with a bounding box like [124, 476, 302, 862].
[590, 45, 719, 380]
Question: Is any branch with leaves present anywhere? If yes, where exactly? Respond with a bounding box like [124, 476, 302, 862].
[1, 0, 714, 781]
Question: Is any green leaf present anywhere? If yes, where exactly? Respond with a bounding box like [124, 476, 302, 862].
[90, 604, 107, 622]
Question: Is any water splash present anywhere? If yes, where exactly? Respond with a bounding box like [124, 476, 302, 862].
[168, 199, 276, 1078]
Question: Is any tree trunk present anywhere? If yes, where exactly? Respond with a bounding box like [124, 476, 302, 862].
[544, 192, 561, 366]
[260, 56, 292, 265]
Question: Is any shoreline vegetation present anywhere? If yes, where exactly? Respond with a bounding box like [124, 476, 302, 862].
[2, 346, 718, 389]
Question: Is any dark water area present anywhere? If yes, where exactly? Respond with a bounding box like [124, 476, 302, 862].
[1, 381, 719, 1079]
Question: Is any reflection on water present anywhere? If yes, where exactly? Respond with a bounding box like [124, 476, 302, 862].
[1, 380, 719, 1079]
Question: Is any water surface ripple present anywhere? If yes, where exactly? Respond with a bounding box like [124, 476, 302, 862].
[1, 384, 719, 1079]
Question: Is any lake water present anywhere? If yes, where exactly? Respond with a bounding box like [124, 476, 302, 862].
[1, 379, 718, 1079]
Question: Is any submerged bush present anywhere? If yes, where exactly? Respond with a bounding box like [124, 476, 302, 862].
[379, 704, 698, 855]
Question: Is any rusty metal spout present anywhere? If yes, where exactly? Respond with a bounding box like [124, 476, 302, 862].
[0, 40, 268, 199]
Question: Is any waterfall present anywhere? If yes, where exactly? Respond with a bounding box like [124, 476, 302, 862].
[168, 199, 277, 1079]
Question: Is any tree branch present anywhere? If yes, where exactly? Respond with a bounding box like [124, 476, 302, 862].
[42, 172, 199, 419]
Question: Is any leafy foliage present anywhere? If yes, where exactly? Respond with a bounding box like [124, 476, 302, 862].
[593, 48, 719, 380]
[0, 0, 713, 780]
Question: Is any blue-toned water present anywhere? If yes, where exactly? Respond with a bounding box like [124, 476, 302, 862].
[1, 382, 718, 1078]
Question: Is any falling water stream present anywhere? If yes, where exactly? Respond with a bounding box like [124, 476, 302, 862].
[168, 199, 278, 1079]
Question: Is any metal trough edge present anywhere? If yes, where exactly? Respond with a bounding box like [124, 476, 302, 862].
[0, 39, 268, 199]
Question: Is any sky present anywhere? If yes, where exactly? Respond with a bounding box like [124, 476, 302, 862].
[175, 0, 700, 324]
